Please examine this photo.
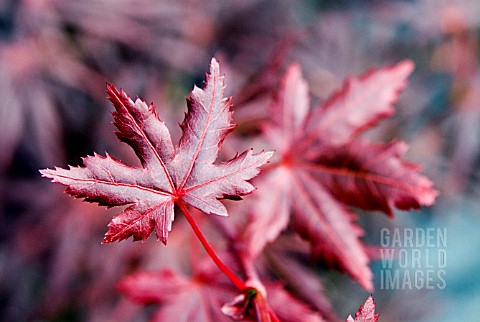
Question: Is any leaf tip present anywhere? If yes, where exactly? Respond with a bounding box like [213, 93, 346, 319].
[210, 56, 220, 70]
[106, 82, 117, 96]
[264, 150, 275, 160]
[208, 56, 223, 83]
[346, 294, 379, 322]
[101, 236, 112, 244]
[39, 167, 61, 180]
[397, 59, 415, 76]
[285, 62, 303, 78]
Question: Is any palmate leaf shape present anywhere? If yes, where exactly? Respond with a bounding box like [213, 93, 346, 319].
[346, 295, 379, 322]
[243, 62, 437, 290]
[41, 58, 272, 244]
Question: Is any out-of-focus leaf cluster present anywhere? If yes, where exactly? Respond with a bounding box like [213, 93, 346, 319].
[1, 0, 480, 321]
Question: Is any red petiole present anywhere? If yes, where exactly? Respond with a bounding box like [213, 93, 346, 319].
[176, 200, 247, 291]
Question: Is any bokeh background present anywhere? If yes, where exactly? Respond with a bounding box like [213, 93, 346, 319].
[1, 0, 479, 321]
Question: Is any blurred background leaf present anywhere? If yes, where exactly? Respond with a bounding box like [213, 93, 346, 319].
[1, 0, 479, 321]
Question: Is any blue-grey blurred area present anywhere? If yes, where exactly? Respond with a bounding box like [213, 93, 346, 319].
[0, 0, 479, 321]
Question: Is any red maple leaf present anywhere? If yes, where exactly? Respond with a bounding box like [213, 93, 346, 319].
[241, 62, 437, 290]
[346, 295, 379, 322]
[119, 269, 324, 322]
[41, 58, 272, 244]
[117, 269, 235, 322]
